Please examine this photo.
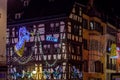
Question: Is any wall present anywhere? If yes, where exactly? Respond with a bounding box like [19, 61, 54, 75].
[0, 0, 7, 64]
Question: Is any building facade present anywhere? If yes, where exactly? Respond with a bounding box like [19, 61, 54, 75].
[7, 0, 120, 80]
[7, 2, 83, 80]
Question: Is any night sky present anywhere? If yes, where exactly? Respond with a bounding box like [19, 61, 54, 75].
[7, 0, 120, 20]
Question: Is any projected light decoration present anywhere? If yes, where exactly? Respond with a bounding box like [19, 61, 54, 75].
[36, 32, 61, 67]
[46, 36, 58, 42]
[10, 26, 34, 64]
[10, 67, 34, 79]
[35, 28, 64, 67]
[42, 65, 63, 79]
[14, 27, 30, 57]
[71, 66, 82, 79]
[52, 65, 62, 79]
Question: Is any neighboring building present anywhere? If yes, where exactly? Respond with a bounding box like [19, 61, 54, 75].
[104, 23, 118, 80]
[0, 0, 7, 80]
[82, 12, 105, 80]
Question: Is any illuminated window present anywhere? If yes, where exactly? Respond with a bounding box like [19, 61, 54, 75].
[90, 21, 94, 30]
[68, 26, 71, 33]
[55, 23, 59, 27]
[62, 46, 66, 53]
[23, 0, 30, 7]
[79, 7, 82, 16]
[38, 28, 45, 34]
[72, 8, 75, 13]
[15, 13, 22, 19]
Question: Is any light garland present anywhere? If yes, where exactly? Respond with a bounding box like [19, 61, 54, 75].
[37, 31, 63, 67]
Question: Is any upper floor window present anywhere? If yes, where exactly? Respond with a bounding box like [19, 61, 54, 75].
[15, 13, 22, 19]
[90, 21, 94, 30]
[21, 0, 30, 7]
[79, 7, 82, 16]
[71, 24, 80, 35]
[83, 19, 88, 29]
[106, 40, 114, 53]
[107, 26, 117, 36]
[72, 8, 75, 13]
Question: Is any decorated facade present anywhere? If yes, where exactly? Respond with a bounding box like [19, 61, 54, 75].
[7, 2, 83, 79]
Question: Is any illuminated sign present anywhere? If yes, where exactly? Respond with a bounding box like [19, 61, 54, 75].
[14, 27, 30, 57]
[46, 36, 58, 42]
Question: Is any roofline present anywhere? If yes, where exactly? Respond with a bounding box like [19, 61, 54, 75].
[7, 14, 67, 26]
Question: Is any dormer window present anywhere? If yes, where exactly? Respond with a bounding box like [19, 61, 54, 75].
[23, 0, 30, 7]
[15, 13, 22, 19]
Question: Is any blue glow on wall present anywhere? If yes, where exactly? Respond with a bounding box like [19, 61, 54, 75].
[15, 27, 30, 51]
[46, 36, 58, 42]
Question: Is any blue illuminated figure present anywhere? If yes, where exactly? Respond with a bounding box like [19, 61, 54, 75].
[14, 27, 30, 57]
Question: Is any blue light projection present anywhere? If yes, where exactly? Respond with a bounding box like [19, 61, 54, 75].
[10, 68, 32, 79]
[14, 27, 30, 57]
[71, 66, 82, 79]
[46, 36, 58, 42]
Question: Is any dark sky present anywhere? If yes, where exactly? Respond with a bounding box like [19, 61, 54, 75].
[7, 0, 120, 19]
[94, 0, 120, 16]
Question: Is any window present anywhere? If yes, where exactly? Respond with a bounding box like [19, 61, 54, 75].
[79, 7, 82, 16]
[107, 26, 117, 36]
[83, 19, 88, 29]
[75, 5, 80, 15]
[90, 21, 94, 30]
[95, 61, 103, 73]
[94, 22, 103, 34]
[84, 60, 88, 72]
[71, 24, 79, 35]
[23, 0, 30, 7]
[107, 55, 109, 69]
[83, 39, 87, 49]
[72, 8, 75, 13]
[15, 13, 22, 19]
[106, 40, 114, 53]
